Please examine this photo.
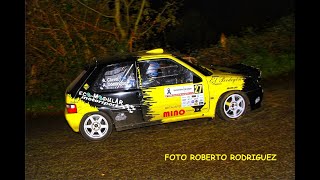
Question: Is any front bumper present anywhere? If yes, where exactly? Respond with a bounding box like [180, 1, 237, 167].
[245, 87, 263, 110]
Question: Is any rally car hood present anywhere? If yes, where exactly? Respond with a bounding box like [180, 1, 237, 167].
[208, 63, 261, 81]
[206, 70, 245, 84]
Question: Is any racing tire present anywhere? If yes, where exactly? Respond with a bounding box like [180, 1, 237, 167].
[80, 112, 113, 142]
[216, 91, 249, 121]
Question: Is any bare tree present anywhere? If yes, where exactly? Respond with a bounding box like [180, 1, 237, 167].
[26, 0, 181, 98]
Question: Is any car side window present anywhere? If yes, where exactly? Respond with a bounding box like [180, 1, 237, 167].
[93, 61, 137, 92]
[139, 59, 201, 88]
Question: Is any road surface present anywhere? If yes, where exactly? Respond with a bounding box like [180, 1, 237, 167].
[25, 73, 295, 179]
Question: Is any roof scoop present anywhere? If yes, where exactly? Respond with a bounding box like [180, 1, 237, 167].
[146, 48, 164, 54]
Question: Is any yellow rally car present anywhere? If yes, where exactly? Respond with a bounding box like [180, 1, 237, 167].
[65, 48, 263, 141]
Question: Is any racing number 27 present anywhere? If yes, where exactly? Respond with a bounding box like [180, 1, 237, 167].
[194, 84, 203, 94]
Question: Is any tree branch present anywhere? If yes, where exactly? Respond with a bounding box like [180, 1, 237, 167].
[25, 25, 61, 31]
[140, 2, 175, 36]
[76, 0, 115, 19]
[27, 44, 55, 66]
[28, 43, 46, 55]
[55, 13, 77, 55]
[133, 0, 146, 35]
[65, 13, 119, 40]
[122, 0, 132, 31]
[43, 40, 65, 56]
[115, 0, 127, 40]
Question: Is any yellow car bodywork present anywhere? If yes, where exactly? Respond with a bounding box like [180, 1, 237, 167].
[137, 54, 245, 123]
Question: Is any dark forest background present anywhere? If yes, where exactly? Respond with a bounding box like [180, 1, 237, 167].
[26, 0, 295, 112]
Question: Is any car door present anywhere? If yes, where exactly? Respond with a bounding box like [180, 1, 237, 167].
[89, 60, 146, 130]
[137, 58, 210, 123]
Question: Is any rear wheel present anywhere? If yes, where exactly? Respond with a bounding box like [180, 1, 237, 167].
[216, 91, 249, 121]
[80, 112, 113, 141]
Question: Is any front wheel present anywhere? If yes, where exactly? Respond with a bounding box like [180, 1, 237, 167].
[216, 91, 249, 121]
[80, 112, 113, 141]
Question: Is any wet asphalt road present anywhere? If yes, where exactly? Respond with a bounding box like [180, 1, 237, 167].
[25, 73, 295, 179]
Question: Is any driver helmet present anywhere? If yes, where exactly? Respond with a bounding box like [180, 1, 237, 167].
[146, 61, 160, 77]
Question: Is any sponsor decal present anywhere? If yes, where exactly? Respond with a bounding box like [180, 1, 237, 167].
[164, 105, 181, 109]
[181, 94, 204, 107]
[255, 96, 261, 104]
[115, 113, 127, 121]
[101, 64, 135, 90]
[83, 83, 90, 90]
[163, 109, 185, 117]
[78, 91, 136, 113]
[102, 75, 135, 89]
[209, 76, 244, 85]
[166, 88, 172, 95]
[227, 86, 238, 89]
[165, 86, 194, 97]
[106, 77, 128, 88]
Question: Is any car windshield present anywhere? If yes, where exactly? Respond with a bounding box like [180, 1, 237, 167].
[177, 56, 213, 76]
